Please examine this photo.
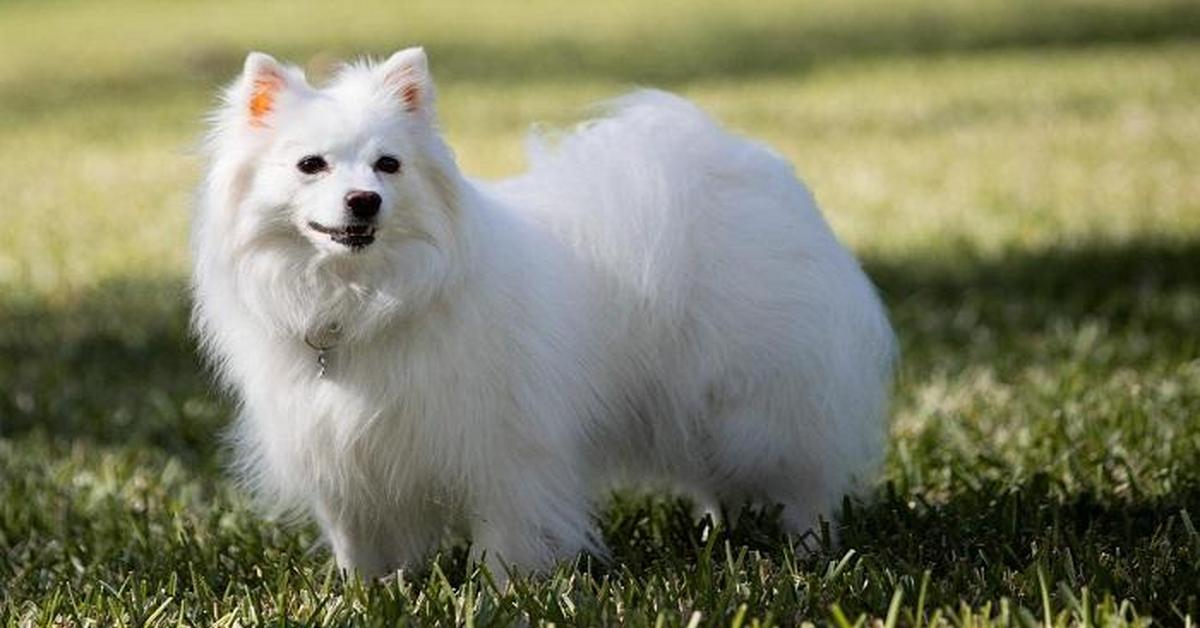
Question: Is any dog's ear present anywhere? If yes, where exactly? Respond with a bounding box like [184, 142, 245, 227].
[378, 47, 436, 119]
[237, 52, 297, 129]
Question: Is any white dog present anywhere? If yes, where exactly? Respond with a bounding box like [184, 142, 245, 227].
[192, 47, 896, 577]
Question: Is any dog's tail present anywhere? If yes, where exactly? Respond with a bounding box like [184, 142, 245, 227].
[507, 89, 817, 313]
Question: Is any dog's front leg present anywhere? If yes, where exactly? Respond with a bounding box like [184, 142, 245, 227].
[467, 463, 601, 579]
[313, 499, 441, 579]
[314, 501, 394, 578]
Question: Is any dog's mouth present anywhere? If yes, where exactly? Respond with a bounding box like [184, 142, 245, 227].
[307, 221, 376, 250]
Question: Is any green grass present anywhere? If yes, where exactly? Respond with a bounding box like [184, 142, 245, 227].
[2, 1, 1199, 625]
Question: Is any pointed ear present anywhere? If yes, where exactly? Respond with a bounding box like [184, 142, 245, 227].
[378, 47, 436, 117]
[238, 52, 294, 128]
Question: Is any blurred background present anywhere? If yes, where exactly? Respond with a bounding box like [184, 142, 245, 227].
[1, 0, 1198, 619]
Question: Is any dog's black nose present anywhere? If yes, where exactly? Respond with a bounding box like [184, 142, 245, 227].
[345, 190, 381, 219]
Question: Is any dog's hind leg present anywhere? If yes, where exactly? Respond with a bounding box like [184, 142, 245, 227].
[704, 395, 846, 547]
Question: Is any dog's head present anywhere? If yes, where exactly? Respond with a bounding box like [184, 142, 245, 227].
[197, 48, 464, 336]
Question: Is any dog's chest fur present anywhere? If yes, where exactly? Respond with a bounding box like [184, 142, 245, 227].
[245, 293, 595, 514]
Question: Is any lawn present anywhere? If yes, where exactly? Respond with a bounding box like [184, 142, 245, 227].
[2, 0, 1199, 625]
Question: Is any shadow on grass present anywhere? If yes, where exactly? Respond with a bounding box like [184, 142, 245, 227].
[0, 279, 222, 465]
[873, 238, 1200, 376]
[1, 237, 1197, 616]
[581, 478, 1200, 621]
[1, 236, 1197, 457]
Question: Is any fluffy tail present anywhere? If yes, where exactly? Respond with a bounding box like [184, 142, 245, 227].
[508, 90, 808, 312]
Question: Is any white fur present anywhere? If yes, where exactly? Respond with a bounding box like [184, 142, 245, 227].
[192, 48, 896, 576]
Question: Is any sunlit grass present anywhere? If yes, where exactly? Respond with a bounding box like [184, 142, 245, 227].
[2, 43, 1197, 294]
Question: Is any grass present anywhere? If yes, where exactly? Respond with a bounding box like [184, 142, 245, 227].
[2, 0, 1199, 625]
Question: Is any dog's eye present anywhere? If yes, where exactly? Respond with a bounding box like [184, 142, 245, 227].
[297, 155, 328, 175]
[374, 156, 401, 174]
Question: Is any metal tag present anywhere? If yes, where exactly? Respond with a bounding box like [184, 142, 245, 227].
[303, 322, 342, 378]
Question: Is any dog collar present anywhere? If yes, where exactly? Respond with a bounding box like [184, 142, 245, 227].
[303, 321, 342, 378]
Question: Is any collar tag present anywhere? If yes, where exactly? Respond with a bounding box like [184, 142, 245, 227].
[303, 322, 342, 378]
